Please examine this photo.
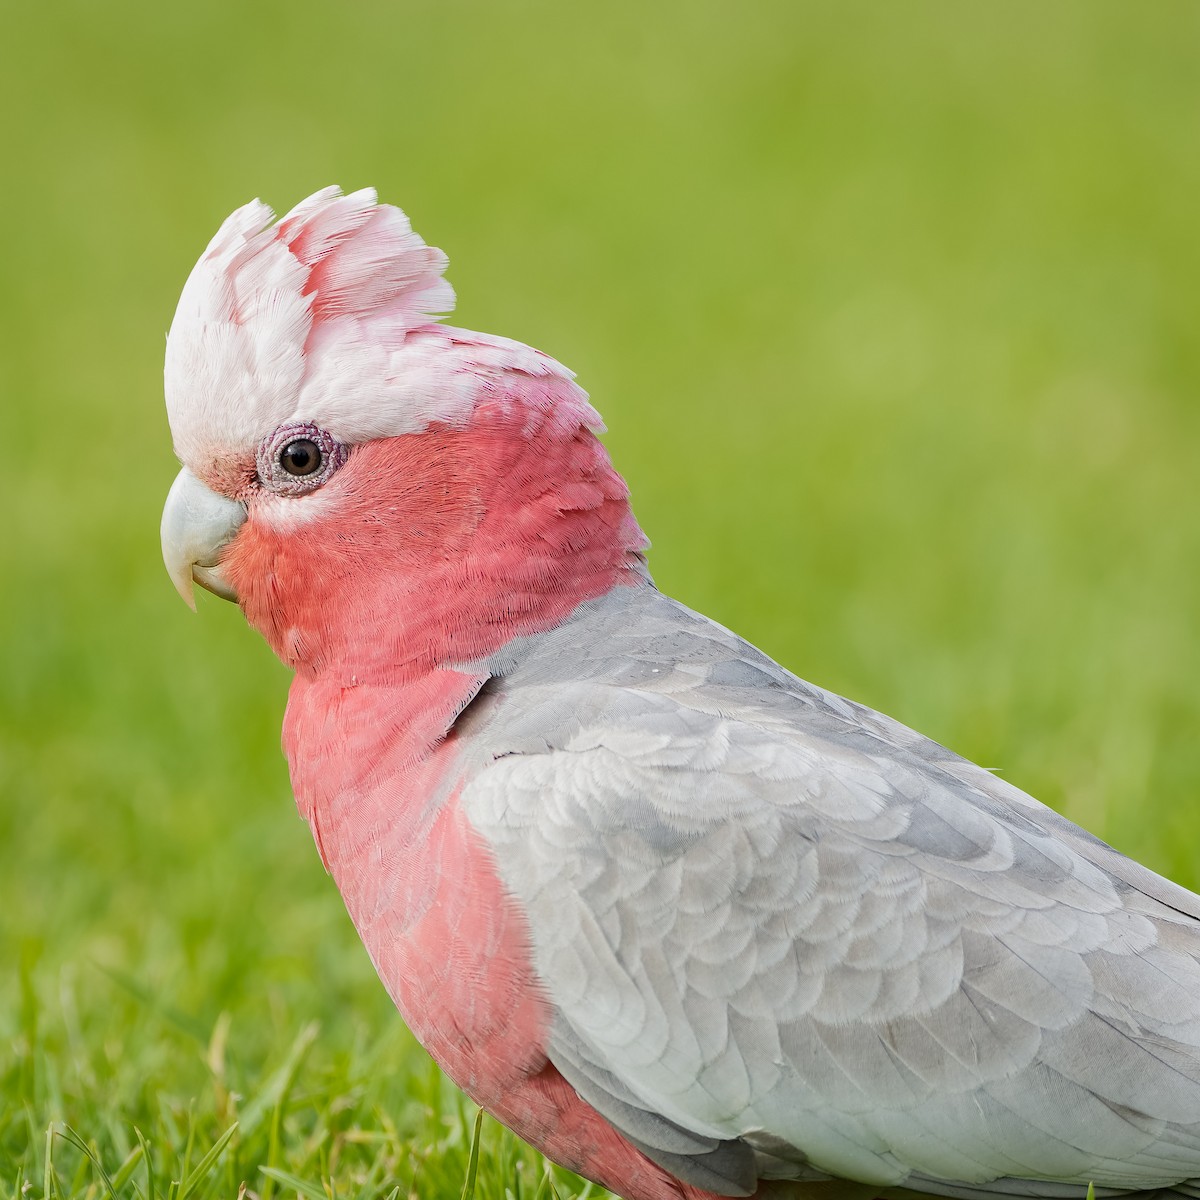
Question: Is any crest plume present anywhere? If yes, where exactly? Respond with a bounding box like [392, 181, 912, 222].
[165, 186, 455, 463]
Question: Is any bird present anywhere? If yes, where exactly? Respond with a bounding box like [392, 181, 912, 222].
[161, 186, 1200, 1200]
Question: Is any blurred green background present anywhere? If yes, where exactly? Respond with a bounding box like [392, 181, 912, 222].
[3, 1, 1200, 1196]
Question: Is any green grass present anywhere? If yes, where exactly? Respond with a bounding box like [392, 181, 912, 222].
[3, 2, 1200, 1196]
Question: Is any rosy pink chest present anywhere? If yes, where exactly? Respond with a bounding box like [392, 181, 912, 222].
[282, 676, 723, 1200]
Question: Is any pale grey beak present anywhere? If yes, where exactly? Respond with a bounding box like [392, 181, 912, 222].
[161, 467, 247, 609]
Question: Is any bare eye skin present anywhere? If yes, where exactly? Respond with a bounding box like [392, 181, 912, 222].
[257, 423, 347, 495]
[279, 438, 322, 476]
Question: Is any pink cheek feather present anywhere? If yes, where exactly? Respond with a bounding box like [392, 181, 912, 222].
[222, 393, 647, 685]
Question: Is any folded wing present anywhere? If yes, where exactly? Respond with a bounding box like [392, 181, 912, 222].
[460, 597, 1200, 1198]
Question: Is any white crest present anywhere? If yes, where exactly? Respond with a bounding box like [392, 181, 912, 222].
[165, 187, 459, 466]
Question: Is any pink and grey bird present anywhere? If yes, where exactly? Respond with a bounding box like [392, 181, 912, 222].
[160, 188, 1200, 1200]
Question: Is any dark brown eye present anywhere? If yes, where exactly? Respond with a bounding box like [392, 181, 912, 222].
[279, 438, 322, 476]
[257, 422, 346, 495]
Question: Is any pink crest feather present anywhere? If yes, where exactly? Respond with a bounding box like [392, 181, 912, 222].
[279, 187, 454, 326]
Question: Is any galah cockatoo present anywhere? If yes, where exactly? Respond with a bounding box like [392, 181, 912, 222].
[161, 187, 1200, 1200]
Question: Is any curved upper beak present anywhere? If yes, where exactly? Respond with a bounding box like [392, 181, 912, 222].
[161, 467, 247, 609]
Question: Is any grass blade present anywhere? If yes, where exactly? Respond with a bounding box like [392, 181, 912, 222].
[111, 1142, 147, 1194]
[134, 1128, 157, 1200]
[239, 1022, 320, 1137]
[176, 1122, 238, 1200]
[56, 1125, 119, 1199]
[459, 1109, 484, 1200]
[259, 1166, 329, 1200]
[43, 1123, 56, 1200]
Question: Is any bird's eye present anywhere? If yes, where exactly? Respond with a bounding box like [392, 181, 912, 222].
[279, 438, 322, 476]
[256, 422, 347, 496]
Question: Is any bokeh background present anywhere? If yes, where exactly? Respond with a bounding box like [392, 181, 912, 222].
[3, 2, 1200, 1196]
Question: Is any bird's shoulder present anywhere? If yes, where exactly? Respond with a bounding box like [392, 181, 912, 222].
[459, 584, 1200, 927]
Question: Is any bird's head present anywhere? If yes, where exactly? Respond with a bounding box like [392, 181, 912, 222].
[161, 187, 648, 684]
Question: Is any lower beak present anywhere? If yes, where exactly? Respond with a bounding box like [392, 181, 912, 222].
[161, 468, 247, 609]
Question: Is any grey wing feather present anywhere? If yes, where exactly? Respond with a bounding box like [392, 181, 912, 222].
[456, 587, 1200, 1198]
[550, 1020, 760, 1196]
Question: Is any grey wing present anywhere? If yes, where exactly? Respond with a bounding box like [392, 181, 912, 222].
[458, 619, 1200, 1198]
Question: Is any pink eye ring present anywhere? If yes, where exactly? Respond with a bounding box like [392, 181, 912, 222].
[257, 423, 347, 495]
